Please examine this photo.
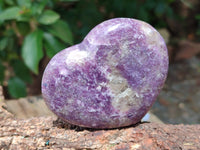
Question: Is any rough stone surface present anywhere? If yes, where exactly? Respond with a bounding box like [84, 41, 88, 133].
[5, 96, 55, 119]
[0, 103, 200, 150]
[42, 18, 168, 128]
[0, 86, 4, 102]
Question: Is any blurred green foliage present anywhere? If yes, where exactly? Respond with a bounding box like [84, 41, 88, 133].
[195, 14, 200, 36]
[62, 0, 175, 43]
[0, 0, 175, 98]
[0, 0, 73, 98]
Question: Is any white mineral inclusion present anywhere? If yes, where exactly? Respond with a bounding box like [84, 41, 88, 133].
[107, 68, 142, 113]
[107, 23, 121, 32]
[140, 23, 154, 35]
[104, 51, 142, 113]
[66, 49, 89, 66]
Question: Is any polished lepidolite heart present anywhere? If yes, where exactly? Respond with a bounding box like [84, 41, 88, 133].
[42, 18, 168, 128]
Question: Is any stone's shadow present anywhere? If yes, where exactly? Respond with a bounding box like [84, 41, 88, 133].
[53, 118, 149, 132]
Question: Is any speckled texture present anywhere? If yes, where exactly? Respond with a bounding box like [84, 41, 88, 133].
[42, 18, 168, 129]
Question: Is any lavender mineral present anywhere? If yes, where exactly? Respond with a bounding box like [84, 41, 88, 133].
[42, 18, 168, 128]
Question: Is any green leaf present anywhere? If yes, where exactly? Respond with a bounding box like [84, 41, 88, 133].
[0, 6, 21, 21]
[8, 77, 27, 98]
[0, 38, 8, 51]
[0, 61, 5, 84]
[48, 20, 73, 45]
[16, 0, 31, 8]
[0, 1, 4, 13]
[12, 60, 32, 83]
[38, 10, 60, 25]
[31, 0, 48, 15]
[44, 33, 65, 58]
[22, 29, 43, 74]
[5, 0, 15, 5]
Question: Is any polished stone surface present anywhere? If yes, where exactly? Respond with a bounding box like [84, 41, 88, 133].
[42, 18, 168, 128]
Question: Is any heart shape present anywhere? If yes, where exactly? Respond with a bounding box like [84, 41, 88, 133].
[42, 18, 168, 129]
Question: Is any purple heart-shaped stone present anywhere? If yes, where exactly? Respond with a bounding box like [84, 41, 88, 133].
[42, 18, 168, 129]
